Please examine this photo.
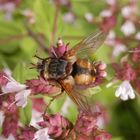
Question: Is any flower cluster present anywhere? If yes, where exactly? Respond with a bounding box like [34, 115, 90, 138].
[0, 38, 110, 139]
[33, 106, 111, 140]
[95, 0, 140, 101]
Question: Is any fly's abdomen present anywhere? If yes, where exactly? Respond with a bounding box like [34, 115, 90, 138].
[48, 59, 68, 79]
[72, 59, 96, 85]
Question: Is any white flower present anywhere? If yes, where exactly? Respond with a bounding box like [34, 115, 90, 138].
[0, 111, 5, 127]
[0, 70, 31, 108]
[135, 32, 140, 40]
[121, 6, 132, 18]
[0, 134, 15, 140]
[100, 9, 112, 17]
[33, 128, 53, 140]
[112, 43, 127, 57]
[115, 81, 135, 101]
[85, 12, 93, 22]
[107, 30, 116, 40]
[15, 89, 31, 108]
[121, 20, 136, 36]
[106, 0, 116, 6]
[63, 12, 75, 24]
[30, 109, 43, 129]
[1, 75, 26, 94]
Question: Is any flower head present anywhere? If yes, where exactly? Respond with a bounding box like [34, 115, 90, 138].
[51, 39, 68, 58]
[112, 62, 136, 81]
[42, 113, 73, 139]
[115, 80, 135, 101]
[15, 89, 31, 108]
[17, 126, 36, 140]
[1, 73, 26, 94]
[26, 77, 61, 96]
[0, 71, 31, 108]
[75, 110, 97, 136]
[33, 128, 52, 140]
[37, 113, 73, 139]
[2, 111, 19, 138]
[121, 20, 136, 36]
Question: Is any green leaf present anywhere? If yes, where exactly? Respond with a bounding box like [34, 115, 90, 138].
[112, 137, 124, 140]
[19, 99, 32, 125]
[33, 0, 55, 40]
[20, 37, 37, 58]
[13, 63, 26, 83]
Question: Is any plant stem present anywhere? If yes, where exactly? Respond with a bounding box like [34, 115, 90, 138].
[50, 4, 60, 46]
[24, 22, 49, 53]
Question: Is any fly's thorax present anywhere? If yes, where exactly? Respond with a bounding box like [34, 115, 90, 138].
[47, 58, 68, 79]
[63, 49, 77, 63]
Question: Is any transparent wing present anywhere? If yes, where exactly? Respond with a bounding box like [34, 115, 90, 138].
[60, 79, 91, 113]
[72, 30, 107, 58]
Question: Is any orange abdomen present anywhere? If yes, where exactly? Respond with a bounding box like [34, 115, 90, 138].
[72, 59, 96, 85]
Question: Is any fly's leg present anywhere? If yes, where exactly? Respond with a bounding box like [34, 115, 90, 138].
[43, 91, 64, 115]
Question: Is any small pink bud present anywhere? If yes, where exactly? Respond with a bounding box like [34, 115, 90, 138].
[99, 63, 107, 70]
[57, 38, 63, 46]
[100, 71, 107, 77]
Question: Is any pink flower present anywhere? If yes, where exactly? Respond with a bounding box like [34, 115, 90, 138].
[51, 39, 68, 58]
[26, 77, 61, 96]
[133, 79, 140, 94]
[17, 126, 36, 140]
[75, 110, 97, 136]
[112, 62, 136, 81]
[95, 131, 112, 140]
[100, 16, 116, 32]
[77, 134, 93, 140]
[41, 113, 73, 139]
[1, 94, 19, 138]
[0, 71, 8, 87]
[2, 111, 19, 138]
[32, 98, 46, 112]
[89, 62, 107, 88]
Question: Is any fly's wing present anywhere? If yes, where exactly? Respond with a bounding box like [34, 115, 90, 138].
[72, 30, 107, 58]
[60, 78, 91, 113]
